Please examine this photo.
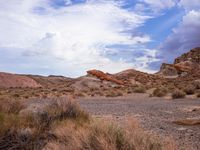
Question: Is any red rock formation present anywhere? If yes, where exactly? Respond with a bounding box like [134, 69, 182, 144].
[173, 63, 192, 72]
[87, 70, 124, 85]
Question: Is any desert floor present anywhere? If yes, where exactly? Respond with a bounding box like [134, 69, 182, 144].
[78, 94, 200, 150]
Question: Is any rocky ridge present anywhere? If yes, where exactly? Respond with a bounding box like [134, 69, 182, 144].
[159, 47, 200, 77]
[0, 47, 200, 99]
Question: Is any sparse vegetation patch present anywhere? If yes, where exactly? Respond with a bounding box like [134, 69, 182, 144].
[153, 87, 168, 97]
[184, 85, 195, 95]
[172, 90, 186, 99]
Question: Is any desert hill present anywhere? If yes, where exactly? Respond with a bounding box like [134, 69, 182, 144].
[0, 47, 200, 99]
[0, 72, 41, 88]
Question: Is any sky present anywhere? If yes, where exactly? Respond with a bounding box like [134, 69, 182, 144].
[0, 0, 200, 77]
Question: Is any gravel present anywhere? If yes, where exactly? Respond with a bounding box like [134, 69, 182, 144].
[78, 94, 200, 150]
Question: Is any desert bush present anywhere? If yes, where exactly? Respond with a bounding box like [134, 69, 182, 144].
[172, 90, 186, 99]
[89, 87, 99, 92]
[193, 80, 200, 89]
[184, 85, 195, 95]
[197, 92, 200, 98]
[133, 86, 146, 93]
[51, 88, 58, 92]
[60, 88, 74, 93]
[12, 93, 20, 98]
[153, 87, 168, 97]
[126, 89, 132, 94]
[0, 113, 18, 134]
[75, 92, 85, 97]
[0, 113, 46, 150]
[126, 86, 134, 94]
[88, 122, 132, 150]
[105, 91, 115, 97]
[46, 98, 89, 121]
[105, 91, 123, 97]
[95, 91, 104, 96]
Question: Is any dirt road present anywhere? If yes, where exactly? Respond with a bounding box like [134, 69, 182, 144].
[78, 94, 200, 150]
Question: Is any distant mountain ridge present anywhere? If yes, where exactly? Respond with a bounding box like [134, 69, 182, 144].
[0, 47, 199, 89]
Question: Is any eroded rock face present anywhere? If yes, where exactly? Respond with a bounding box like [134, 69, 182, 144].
[114, 69, 163, 87]
[87, 70, 124, 85]
[174, 47, 200, 64]
[159, 47, 200, 77]
[160, 63, 178, 76]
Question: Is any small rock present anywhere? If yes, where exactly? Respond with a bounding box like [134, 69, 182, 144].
[177, 127, 187, 131]
[187, 129, 193, 133]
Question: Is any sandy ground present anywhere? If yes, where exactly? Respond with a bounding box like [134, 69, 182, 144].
[78, 94, 200, 150]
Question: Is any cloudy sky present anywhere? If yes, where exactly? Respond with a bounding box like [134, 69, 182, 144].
[0, 0, 199, 77]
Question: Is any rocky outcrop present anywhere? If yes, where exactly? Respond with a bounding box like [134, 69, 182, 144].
[87, 70, 124, 85]
[115, 69, 163, 87]
[0, 72, 41, 88]
[159, 63, 178, 76]
[174, 47, 200, 64]
[159, 47, 200, 77]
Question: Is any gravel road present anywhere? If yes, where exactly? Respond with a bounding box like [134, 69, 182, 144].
[78, 94, 200, 150]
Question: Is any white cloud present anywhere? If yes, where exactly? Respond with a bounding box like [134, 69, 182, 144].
[138, 0, 176, 12]
[64, 0, 72, 5]
[179, 0, 200, 11]
[159, 10, 200, 63]
[0, 0, 152, 77]
[133, 49, 160, 73]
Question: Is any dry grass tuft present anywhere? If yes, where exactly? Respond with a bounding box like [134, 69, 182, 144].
[172, 89, 186, 99]
[46, 98, 89, 121]
[45, 119, 175, 150]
